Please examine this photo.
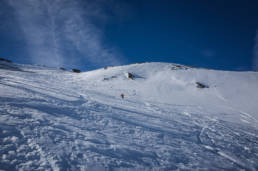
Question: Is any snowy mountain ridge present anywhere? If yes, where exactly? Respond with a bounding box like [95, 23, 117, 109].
[0, 61, 258, 170]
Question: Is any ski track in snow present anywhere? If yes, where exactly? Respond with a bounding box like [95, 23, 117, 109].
[0, 63, 258, 170]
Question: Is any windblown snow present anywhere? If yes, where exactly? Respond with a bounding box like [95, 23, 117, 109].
[0, 61, 258, 170]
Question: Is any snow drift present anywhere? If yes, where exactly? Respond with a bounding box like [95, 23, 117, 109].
[0, 61, 258, 170]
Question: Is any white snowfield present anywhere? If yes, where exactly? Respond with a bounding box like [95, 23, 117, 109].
[0, 61, 258, 170]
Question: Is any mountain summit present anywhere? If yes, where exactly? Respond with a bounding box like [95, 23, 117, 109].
[1, 61, 258, 170]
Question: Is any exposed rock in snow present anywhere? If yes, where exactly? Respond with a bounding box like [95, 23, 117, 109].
[72, 68, 81, 73]
[0, 57, 12, 63]
[196, 82, 209, 88]
[59, 67, 66, 71]
[124, 72, 135, 80]
[171, 64, 189, 70]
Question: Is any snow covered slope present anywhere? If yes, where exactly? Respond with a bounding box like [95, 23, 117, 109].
[0, 61, 258, 170]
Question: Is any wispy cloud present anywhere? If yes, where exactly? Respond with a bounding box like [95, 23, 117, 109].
[253, 30, 258, 71]
[6, 0, 126, 69]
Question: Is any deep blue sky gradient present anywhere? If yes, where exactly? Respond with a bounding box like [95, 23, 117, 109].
[1, 0, 258, 71]
[104, 0, 258, 70]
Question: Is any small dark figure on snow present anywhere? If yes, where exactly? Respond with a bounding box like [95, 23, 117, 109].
[120, 94, 124, 99]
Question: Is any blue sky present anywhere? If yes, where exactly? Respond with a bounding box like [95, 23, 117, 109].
[0, 0, 258, 71]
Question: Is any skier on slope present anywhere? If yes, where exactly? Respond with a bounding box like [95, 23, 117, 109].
[120, 93, 124, 99]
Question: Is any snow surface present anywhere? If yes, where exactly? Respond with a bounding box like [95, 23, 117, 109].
[0, 61, 258, 170]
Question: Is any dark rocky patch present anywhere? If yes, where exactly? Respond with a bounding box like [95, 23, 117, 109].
[171, 65, 189, 70]
[60, 67, 66, 71]
[0, 58, 12, 63]
[125, 72, 135, 80]
[103, 76, 117, 81]
[72, 69, 81, 73]
[196, 82, 209, 88]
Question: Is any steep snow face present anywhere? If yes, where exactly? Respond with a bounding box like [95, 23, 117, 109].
[0, 61, 258, 170]
[79, 62, 258, 123]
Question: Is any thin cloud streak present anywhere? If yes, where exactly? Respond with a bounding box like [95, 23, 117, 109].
[253, 30, 258, 71]
[7, 0, 125, 68]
